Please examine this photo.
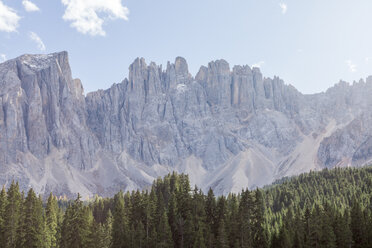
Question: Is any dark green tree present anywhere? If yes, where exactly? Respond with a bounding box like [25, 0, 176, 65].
[0, 186, 7, 247]
[4, 181, 22, 248]
[60, 194, 92, 248]
[112, 191, 129, 248]
[277, 225, 292, 248]
[205, 188, 216, 248]
[350, 199, 366, 248]
[239, 189, 254, 248]
[320, 205, 336, 248]
[21, 188, 44, 248]
[253, 189, 269, 248]
[333, 211, 352, 248]
[45, 193, 59, 248]
[215, 219, 229, 248]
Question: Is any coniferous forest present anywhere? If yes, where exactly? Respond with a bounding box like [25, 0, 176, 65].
[0, 166, 371, 248]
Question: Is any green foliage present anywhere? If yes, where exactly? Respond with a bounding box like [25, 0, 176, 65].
[0, 166, 371, 247]
[59, 194, 92, 248]
[0, 186, 7, 247]
[20, 188, 44, 247]
[111, 191, 129, 248]
[4, 181, 22, 248]
[45, 193, 59, 248]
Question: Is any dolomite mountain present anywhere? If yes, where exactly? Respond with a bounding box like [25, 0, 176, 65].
[1, 51, 372, 197]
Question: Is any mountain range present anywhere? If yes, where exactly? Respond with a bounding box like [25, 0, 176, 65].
[1, 51, 371, 197]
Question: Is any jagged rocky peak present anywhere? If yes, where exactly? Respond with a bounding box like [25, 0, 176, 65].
[232, 64, 253, 75]
[126, 57, 193, 97]
[174, 56, 189, 76]
[0, 51, 98, 171]
[129, 57, 147, 73]
[17, 51, 69, 71]
[3, 51, 372, 197]
[209, 59, 230, 75]
[165, 57, 192, 87]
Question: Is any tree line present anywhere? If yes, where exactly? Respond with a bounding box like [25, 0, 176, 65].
[0, 166, 371, 248]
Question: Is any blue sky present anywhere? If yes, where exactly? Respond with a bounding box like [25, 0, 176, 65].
[1, 0, 372, 94]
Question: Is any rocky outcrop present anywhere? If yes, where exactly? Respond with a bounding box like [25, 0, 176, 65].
[0, 52, 98, 169]
[318, 114, 372, 168]
[1, 51, 372, 197]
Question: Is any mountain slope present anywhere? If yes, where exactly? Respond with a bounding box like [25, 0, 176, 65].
[1, 51, 372, 196]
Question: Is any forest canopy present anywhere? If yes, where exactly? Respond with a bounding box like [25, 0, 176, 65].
[0, 166, 371, 248]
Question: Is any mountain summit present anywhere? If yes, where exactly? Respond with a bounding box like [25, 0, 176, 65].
[1, 52, 372, 197]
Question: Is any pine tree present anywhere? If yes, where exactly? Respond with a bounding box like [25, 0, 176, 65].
[366, 210, 372, 248]
[60, 194, 92, 248]
[102, 210, 113, 248]
[154, 191, 172, 247]
[215, 219, 229, 248]
[168, 191, 178, 245]
[146, 189, 157, 248]
[239, 189, 254, 248]
[134, 221, 146, 248]
[21, 188, 44, 247]
[192, 189, 207, 248]
[205, 188, 216, 248]
[350, 199, 366, 248]
[0, 186, 7, 247]
[227, 194, 240, 248]
[112, 191, 129, 248]
[293, 230, 303, 248]
[16, 191, 26, 248]
[60, 203, 72, 248]
[4, 181, 22, 248]
[87, 221, 107, 248]
[183, 210, 195, 248]
[253, 189, 269, 248]
[277, 225, 292, 248]
[45, 193, 58, 248]
[333, 211, 352, 248]
[303, 207, 311, 248]
[320, 205, 336, 248]
[157, 211, 173, 248]
[193, 221, 207, 248]
[308, 206, 322, 248]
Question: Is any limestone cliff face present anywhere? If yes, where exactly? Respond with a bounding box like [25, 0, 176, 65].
[1, 51, 372, 197]
[0, 52, 98, 169]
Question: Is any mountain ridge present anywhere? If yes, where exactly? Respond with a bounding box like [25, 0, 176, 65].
[1, 51, 372, 197]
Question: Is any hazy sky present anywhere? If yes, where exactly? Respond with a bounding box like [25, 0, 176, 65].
[1, 0, 372, 94]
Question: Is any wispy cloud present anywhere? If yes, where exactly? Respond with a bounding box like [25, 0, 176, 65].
[0, 54, 6, 62]
[22, 0, 40, 12]
[345, 60, 357, 73]
[0, 1, 21, 32]
[61, 0, 129, 36]
[279, 3, 287, 14]
[365, 57, 370, 63]
[29, 31, 46, 51]
[252, 61, 265, 68]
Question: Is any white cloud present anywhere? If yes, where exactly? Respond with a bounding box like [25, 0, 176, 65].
[29, 31, 46, 51]
[345, 60, 357, 73]
[252, 61, 265, 68]
[0, 54, 6, 62]
[0, 1, 21, 32]
[22, 0, 40, 12]
[279, 3, 287, 14]
[61, 0, 129, 36]
[365, 57, 370, 63]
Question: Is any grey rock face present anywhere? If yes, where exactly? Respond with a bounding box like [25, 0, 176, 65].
[0, 52, 98, 168]
[1, 51, 372, 197]
[318, 114, 372, 168]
